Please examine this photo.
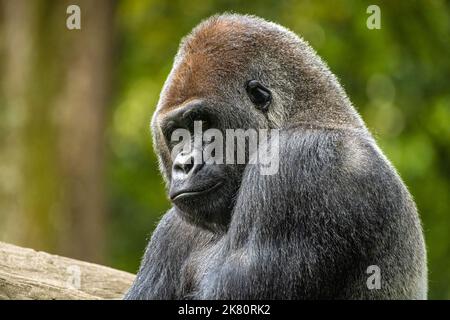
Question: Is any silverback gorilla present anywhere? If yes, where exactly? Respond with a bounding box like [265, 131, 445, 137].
[125, 14, 427, 299]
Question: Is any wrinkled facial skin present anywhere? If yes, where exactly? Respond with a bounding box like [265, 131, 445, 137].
[158, 100, 258, 232]
[150, 18, 310, 232]
[151, 43, 272, 232]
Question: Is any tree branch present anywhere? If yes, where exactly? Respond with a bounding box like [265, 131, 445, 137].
[0, 242, 135, 300]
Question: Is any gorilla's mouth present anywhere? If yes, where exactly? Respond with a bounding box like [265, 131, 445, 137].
[169, 181, 223, 201]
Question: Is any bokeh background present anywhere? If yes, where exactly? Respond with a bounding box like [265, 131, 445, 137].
[0, 0, 449, 299]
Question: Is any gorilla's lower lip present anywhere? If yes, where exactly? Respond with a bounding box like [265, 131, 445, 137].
[170, 182, 223, 201]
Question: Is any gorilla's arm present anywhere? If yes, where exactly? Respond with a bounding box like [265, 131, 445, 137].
[124, 209, 212, 299]
[199, 128, 421, 299]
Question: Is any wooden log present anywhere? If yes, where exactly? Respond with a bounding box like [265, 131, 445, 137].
[0, 242, 135, 300]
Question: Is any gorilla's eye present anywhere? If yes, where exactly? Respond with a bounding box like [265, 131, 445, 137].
[246, 80, 272, 112]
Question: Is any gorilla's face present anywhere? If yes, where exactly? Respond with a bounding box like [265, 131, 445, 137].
[160, 103, 240, 231]
[150, 18, 292, 232]
[154, 82, 272, 231]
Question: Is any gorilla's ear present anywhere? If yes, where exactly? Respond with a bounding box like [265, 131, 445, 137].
[246, 80, 272, 112]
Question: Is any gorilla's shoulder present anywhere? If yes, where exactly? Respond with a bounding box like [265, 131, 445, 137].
[280, 126, 377, 166]
[266, 126, 403, 192]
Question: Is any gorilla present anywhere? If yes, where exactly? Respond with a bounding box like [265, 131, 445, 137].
[125, 14, 427, 299]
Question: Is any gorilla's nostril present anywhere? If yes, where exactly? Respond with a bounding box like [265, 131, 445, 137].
[173, 148, 206, 176]
[173, 155, 194, 174]
[191, 162, 204, 175]
[173, 153, 206, 176]
[182, 164, 191, 173]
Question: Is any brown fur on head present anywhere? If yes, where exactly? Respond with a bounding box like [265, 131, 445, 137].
[151, 13, 366, 183]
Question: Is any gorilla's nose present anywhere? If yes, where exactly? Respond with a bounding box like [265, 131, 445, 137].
[173, 159, 193, 175]
[173, 152, 204, 176]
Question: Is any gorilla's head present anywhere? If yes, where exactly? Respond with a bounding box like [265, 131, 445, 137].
[151, 14, 364, 231]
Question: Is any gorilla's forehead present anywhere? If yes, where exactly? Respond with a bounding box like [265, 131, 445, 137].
[159, 50, 246, 113]
[157, 14, 293, 115]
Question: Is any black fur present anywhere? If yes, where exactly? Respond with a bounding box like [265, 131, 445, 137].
[124, 14, 427, 300]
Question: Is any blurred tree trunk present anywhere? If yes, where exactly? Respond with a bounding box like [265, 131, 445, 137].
[0, 0, 114, 264]
[55, 0, 115, 264]
[0, 0, 37, 248]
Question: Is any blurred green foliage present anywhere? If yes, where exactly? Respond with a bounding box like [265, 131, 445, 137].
[107, 0, 449, 298]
